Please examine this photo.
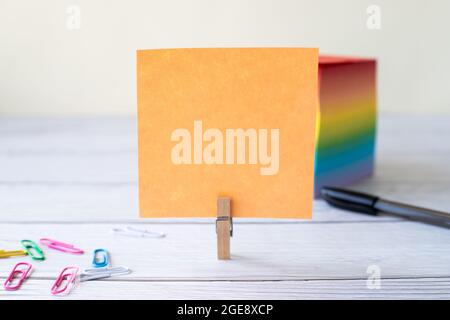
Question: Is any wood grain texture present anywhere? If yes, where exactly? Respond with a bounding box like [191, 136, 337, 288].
[0, 115, 449, 299]
[1, 278, 450, 300]
[0, 221, 449, 280]
[0, 115, 449, 221]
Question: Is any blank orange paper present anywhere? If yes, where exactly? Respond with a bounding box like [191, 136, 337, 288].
[137, 48, 318, 218]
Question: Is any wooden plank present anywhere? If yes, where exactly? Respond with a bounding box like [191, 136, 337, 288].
[0, 117, 136, 135]
[352, 180, 450, 213]
[1, 278, 449, 300]
[1, 221, 449, 280]
[0, 115, 449, 299]
[0, 153, 137, 183]
[2, 178, 448, 222]
[377, 115, 450, 156]
[0, 183, 402, 222]
[2, 181, 448, 222]
[0, 115, 449, 221]
[1, 115, 449, 156]
[2, 154, 450, 183]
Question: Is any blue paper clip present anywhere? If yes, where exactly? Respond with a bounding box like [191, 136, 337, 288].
[92, 249, 109, 268]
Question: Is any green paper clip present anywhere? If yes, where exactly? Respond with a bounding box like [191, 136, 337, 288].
[21, 240, 45, 261]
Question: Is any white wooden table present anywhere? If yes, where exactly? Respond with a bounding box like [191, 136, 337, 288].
[0, 115, 449, 299]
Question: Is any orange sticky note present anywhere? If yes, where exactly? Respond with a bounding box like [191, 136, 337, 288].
[137, 48, 318, 218]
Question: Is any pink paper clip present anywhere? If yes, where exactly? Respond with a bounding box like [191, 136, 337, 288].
[39, 238, 84, 255]
[3, 262, 33, 291]
[51, 266, 80, 295]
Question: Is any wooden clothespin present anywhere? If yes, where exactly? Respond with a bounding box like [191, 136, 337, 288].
[216, 197, 232, 260]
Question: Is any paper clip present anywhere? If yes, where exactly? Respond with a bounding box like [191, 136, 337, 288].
[21, 240, 45, 261]
[111, 226, 165, 238]
[0, 249, 28, 259]
[79, 266, 131, 282]
[51, 266, 80, 295]
[3, 262, 33, 291]
[92, 249, 109, 268]
[40, 238, 84, 255]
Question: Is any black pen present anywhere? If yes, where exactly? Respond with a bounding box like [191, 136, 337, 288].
[321, 186, 450, 228]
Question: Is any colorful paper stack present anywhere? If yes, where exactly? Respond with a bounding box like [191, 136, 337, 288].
[314, 56, 377, 196]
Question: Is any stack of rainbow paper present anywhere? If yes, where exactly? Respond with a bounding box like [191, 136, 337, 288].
[314, 56, 377, 196]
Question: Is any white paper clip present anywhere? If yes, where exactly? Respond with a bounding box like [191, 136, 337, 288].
[111, 226, 166, 238]
[79, 266, 131, 282]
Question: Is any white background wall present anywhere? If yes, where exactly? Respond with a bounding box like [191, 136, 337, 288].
[1, 0, 449, 116]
